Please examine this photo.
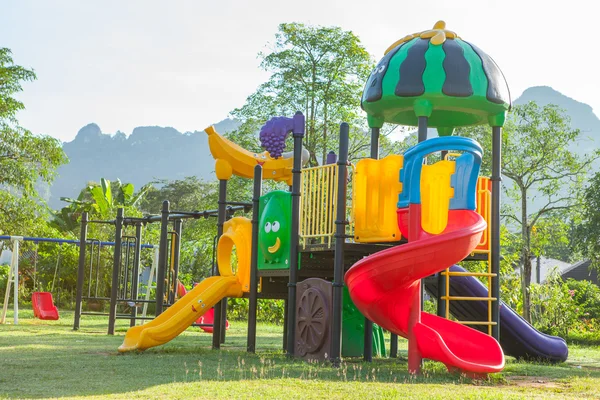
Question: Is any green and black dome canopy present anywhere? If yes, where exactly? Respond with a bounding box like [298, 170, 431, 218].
[362, 21, 511, 132]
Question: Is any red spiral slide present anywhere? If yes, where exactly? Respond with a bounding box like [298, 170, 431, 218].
[345, 205, 504, 376]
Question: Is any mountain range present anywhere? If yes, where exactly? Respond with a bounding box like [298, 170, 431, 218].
[46, 86, 599, 210]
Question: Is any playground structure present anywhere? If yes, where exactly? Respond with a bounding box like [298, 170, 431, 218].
[0, 235, 158, 325]
[105, 21, 569, 375]
[72, 204, 251, 333]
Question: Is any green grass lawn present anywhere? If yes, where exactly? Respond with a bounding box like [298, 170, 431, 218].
[1, 309, 599, 399]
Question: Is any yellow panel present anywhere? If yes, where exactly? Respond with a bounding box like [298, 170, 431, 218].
[420, 160, 455, 234]
[353, 155, 403, 243]
[218, 217, 252, 292]
[474, 177, 491, 252]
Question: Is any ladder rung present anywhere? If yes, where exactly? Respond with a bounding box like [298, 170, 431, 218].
[457, 321, 498, 326]
[441, 296, 497, 301]
[441, 271, 497, 277]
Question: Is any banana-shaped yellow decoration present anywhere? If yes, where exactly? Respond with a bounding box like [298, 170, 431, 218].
[205, 126, 299, 185]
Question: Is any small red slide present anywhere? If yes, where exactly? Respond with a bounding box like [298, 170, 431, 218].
[177, 281, 229, 333]
[32, 292, 59, 320]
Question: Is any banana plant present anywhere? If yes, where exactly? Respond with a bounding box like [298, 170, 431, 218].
[59, 178, 152, 220]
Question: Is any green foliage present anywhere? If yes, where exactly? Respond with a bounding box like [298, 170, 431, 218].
[60, 178, 151, 220]
[459, 102, 596, 322]
[0, 48, 36, 121]
[0, 48, 67, 237]
[0, 264, 9, 293]
[529, 270, 578, 337]
[227, 298, 286, 325]
[231, 23, 405, 166]
[574, 171, 600, 269]
[565, 279, 600, 320]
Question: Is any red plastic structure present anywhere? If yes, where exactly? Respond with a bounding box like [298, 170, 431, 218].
[177, 281, 229, 333]
[32, 292, 59, 320]
[345, 205, 504, 377]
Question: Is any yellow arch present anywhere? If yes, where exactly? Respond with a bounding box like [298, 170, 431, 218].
[217, 216, 252, 292]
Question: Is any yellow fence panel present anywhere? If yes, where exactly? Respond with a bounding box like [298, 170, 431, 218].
[299, 164, 348, 248]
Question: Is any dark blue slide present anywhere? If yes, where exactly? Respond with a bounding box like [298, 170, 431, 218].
[424, 265, 568, 363]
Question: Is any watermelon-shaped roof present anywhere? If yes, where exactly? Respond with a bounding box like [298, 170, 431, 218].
[362, 21, 511, 131]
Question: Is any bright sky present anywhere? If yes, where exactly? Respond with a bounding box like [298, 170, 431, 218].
[2, 0, 599, 142]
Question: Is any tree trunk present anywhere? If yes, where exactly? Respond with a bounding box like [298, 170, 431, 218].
[520, 188, 532, 322]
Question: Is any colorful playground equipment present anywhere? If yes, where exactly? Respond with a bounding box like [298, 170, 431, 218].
[111, 21, 569, 376]
[346, 137, 505, 375]
[119, 217, 251, 351]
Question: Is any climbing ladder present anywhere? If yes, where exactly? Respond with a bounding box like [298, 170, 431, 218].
[440, 175, 496, 335]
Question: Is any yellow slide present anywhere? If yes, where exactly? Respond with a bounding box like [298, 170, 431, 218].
[118, 217, 252, 352]
[118, 276, 241, 352]
[204, 125, 308, 185]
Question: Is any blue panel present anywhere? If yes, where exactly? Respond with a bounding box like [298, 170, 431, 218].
[449, 153, 481, 210]
[397, 136, 483, 207]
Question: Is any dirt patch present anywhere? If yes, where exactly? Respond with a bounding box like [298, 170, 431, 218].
[507, 376, 564, 389]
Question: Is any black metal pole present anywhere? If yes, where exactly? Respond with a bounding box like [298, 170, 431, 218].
[418, 117, 428, 142]
[247, 165, 262, 353]
[130, 223, 142, 327]
[286, 111, 305, 357]
[331, 122, 350, 366]
[156, 200, 170, 316]
[362, 126, 382, 362]
[370, 126, 380, 159]
[282, 298, 288, 351]
[390, 333, 398, 358]
[73, 212, 88, 330]
[491, 126, 502, 341]
[417, 116, 428, 368]
[108, 208, 124, 335]
[213, 179, 228, 349]
[170, 219, 182, 305]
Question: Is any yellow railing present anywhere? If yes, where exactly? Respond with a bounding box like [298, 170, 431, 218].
[299, 163, 353, 248]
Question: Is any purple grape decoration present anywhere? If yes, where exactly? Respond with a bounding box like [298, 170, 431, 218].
[259, 116, 295, 159]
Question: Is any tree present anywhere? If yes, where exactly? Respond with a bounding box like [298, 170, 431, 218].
[459, 102, 596, 321]
[574, 171, 600, 269]
[230, 23, 403, 165]
[0, 48, 67, 236]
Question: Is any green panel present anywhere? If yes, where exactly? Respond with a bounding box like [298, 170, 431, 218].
[456, 39, 487, 98]
[257, 191, 292, 271]
[422, 41, 446, 94]
[380, 38, 418, 98]
[342, 287, 387, 358]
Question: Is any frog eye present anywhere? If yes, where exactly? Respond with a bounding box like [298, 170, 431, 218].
[272, 221, 280, 233]
[264, 222, 272, 233]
